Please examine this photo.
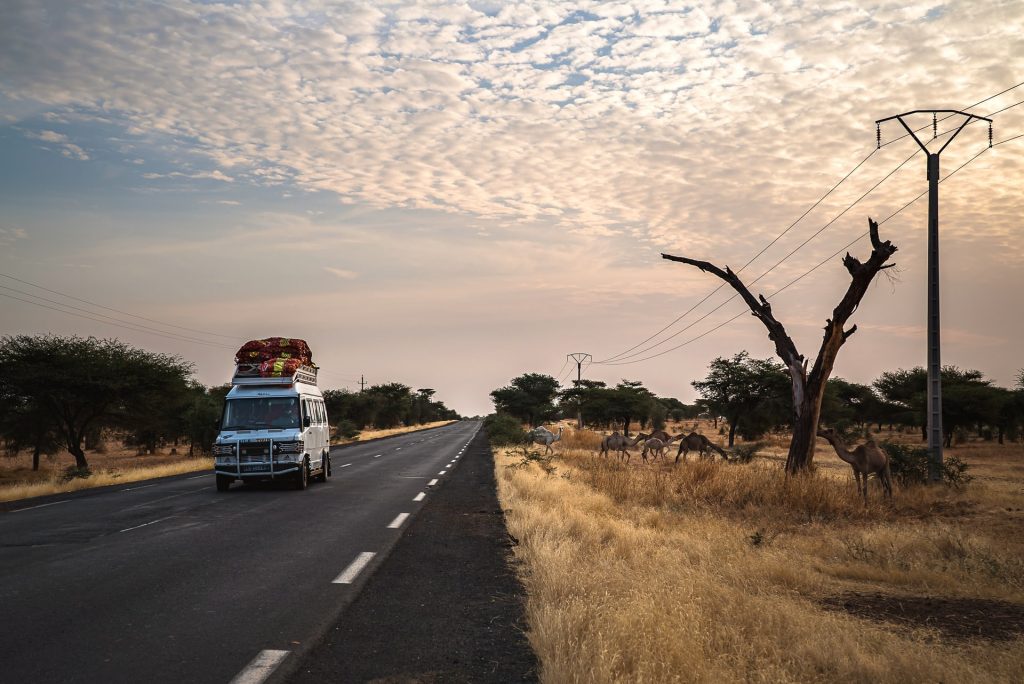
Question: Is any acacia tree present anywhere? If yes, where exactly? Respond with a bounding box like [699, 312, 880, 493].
[692, 352, 790, 447]
[663, 218, 897, 473]
[0, 393, 60, 471]
[490, 373, 560, 427]
[0, 335, 192, 469]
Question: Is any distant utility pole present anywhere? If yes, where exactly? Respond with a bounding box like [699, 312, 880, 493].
[359, 375, 366, 393]
[875, 110, 992, 482]
[568, 353, 592, 429]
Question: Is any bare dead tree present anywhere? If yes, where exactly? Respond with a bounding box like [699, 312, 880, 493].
[662, 218, 897, 473]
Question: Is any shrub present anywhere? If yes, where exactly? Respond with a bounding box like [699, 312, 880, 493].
[484, 413, 529, 446]
[881, 442, 972, 488]
[505, 444, 557, 476]
[730, 441, 763, 463]
[60, 466, 92, 482]
[334, 419, 361, 440]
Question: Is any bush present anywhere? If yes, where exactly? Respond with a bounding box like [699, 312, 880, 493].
[881, 442, 972, 488]
[60, 466, 92, 482]
[505, 444, 557, 476]
[334, 419, 360, 440]
[484, 413, 528, 446]
[730, 442, 763, 463]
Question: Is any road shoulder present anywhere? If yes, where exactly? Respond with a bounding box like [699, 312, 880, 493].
[287, 429, 538, 683]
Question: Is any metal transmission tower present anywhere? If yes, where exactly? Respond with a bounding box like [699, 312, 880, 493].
[568, 353, 592, 428]
[875, 110, 993, 482]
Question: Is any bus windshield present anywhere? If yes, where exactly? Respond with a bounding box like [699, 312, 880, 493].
[222, 397, 300, 430]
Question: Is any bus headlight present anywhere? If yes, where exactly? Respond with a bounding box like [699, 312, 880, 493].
[212, 443, 235, 457]
[273, 441, 304, 460]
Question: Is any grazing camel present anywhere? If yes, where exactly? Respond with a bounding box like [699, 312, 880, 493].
[817, 428, 893, 503]
[675, 432, 728, 463]
[530, 426, 563, 454]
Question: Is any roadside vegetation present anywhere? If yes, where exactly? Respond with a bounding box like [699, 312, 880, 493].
[488, 359, 1024, 682]
[0, 334, 460, 501]
[495, 425, 1024, 683]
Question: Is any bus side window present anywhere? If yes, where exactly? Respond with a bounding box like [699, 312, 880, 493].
[318, 401, 325, 425]
[320, 400, 328, 425]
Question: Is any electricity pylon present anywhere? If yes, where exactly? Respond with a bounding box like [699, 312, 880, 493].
[568, 353, 592, 429]
[875, 110, 992, 482]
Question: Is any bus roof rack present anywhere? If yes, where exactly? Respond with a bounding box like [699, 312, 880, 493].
[231, 364, 318, 387]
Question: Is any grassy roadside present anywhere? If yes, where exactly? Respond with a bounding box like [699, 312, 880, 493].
[0, 458, 214, 504]
[494, 428, 1024, 683]
[331, 419, 457, 444]
[0, 420, 458, 504]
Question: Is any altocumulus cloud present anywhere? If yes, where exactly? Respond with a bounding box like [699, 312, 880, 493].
[0, 0, 1022, 260]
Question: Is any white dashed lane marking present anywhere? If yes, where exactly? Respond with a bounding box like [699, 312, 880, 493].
[119, 515, 175, 533]
[413, 492, 425, 502]
[428, 479, 438, 486]
[333, 551, 376, 584]
[229, 649, 290, 684]
[10, 500, 69, 513]
[438, 470, 447, 475]
[120, 484, 156, 492]
[340, 463, 352, 468]
[387, 513, 410, 529]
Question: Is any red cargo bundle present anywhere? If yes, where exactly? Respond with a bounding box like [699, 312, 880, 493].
[234, 337, 313, 366]
[259, 357, 303, 378]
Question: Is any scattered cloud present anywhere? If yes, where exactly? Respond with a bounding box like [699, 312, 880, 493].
[24, 128, 90, 160]
[323, 267, 358, 280]
[0, 225, 28, 246]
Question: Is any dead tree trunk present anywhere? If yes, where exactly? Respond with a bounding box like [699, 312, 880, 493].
[663, 218, 897, 473]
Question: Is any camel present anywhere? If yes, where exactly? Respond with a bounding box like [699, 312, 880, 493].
[675, 432, 728, 463]
[641, 437, 670, 463]
[530, 426, 563, 454]
[817, 428, 893, 503]
[636, 431, 684, 463]
[599, 432, 642, 462]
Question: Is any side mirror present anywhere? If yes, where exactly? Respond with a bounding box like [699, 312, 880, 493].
[303, 415, 312, 428]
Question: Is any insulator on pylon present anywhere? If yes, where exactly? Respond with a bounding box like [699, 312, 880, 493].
[876, 123, 881, 149]
[989, 122, 993, 148]
[932, 113, 937, 139]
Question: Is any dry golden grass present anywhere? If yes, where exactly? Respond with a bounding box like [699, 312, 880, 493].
[496, 425, 1024, 683]
[333, 419, 457, 444]
[0, 458, 213, 503]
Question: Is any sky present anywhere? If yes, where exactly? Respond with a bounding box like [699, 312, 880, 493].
[0, 0, 1022, 416]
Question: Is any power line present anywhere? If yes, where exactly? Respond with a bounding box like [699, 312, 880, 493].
[0, 291, 232, 348]
[0, 283, 235, 348]
[599, 148, 880, 363]
[596, 98, 1024, 365]
[0, 271, 239, 341]
[553, 357, 570, 381]
[595, 80, 1024, 365]
[600, 132, 1019, 366]
[880, 81, 1023, 148]
[597, 147, 920, 364]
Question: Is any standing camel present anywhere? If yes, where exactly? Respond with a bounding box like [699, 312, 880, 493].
[641, 437, 670, 463]
[640, 432, 684, 463]
[530, 426, 563, 454]
[599, 432, 642, 462]
[675, 432, 728, 463]
[817, 428, 893, 503]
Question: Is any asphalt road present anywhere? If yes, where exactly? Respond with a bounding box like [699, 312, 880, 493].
[0, 420, 481, 684]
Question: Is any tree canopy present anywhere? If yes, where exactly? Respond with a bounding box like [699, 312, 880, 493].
[0, 335, 193, 468]
[692, 351, 790, 446]
[490, 373, 560, 427]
